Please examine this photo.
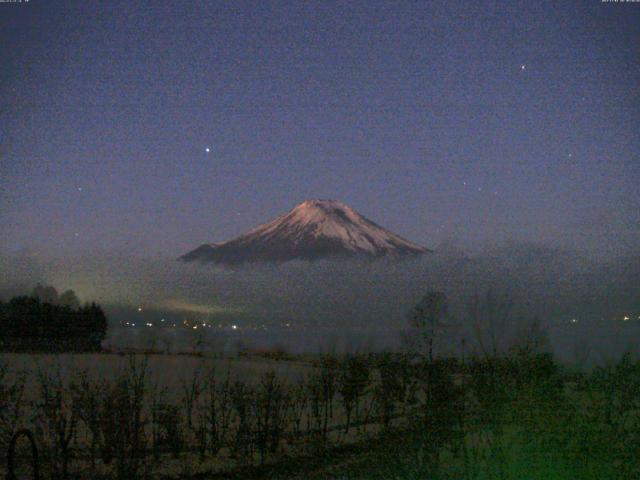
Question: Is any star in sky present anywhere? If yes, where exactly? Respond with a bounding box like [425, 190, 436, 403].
[205, 147, 211, 153]
[521, 64, 526, 70]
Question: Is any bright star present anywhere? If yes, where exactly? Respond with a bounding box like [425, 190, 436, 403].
[205, 147, 211, 153]
[521, 64, 526, 70]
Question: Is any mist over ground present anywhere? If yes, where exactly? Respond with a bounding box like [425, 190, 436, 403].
[1, 242, 638, 364]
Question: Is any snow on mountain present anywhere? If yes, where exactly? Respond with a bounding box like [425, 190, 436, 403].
[180, 199, 430, 265]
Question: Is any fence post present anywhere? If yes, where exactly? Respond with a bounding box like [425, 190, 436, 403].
[6, 429, 39, 480]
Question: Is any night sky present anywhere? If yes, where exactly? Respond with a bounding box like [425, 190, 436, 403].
[1, 1, 639, 261]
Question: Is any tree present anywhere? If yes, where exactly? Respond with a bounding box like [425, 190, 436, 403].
[337, 354, 370, 433]
[84, 303, 108, 350]
[467, 289, 513, 358]
[406, 291, 449, 364]
[512, 315, 549, 355]
[403, 292, 462, 474]
[32, 284, 59, 304]
[0, 296, 108, 352]
[59, 290, 81, 309]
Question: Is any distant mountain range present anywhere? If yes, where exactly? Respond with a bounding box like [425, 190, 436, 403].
[180, 199, 430, 265]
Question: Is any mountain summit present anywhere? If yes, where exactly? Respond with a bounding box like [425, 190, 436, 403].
[180, 199, 430, 265]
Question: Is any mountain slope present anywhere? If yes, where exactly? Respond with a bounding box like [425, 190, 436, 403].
[180, 200, 430, 265]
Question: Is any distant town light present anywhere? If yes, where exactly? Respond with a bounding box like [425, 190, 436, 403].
[570, 318, 578, 324]
[623, 315, 630, 321]
[137, 307, 143, 312]
[232, 324, 238, 330]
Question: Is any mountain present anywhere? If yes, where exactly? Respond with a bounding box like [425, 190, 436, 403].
[180, 200, 431, 265]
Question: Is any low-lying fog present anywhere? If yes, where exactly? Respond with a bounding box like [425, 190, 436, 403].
[1, 242, 639, 365]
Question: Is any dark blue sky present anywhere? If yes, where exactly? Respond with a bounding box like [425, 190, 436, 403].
[1, 0, 639, 259]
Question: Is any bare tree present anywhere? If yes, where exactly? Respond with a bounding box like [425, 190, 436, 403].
[406, 291, 450, 364]
[337, 354, 370, 434]
[99, 355, 149, 480]
[35, 363, 78, 479]
[201, 368, 232, 455]
[181, 363, 203, 433]
[467, 289, 514, 358]
[71, 372, 105, 472]
[253, 371, 288, 463]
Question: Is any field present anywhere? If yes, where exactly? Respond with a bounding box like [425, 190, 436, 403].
[0, 352, 310, 396]
[1, 349, 639, 480]
[0, 351, 386, 479]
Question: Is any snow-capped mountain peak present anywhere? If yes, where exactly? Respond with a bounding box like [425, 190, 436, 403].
[180, 199, 430, 265]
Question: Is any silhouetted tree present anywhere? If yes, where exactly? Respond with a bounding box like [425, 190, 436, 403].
[406, 291, 449, 363]
[58, 290, 81, 309]
[468, 289, 513, 358]
[32, 284, 59, 304]
[0, 295, 107, 351]
[337, 354, 370, 433]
